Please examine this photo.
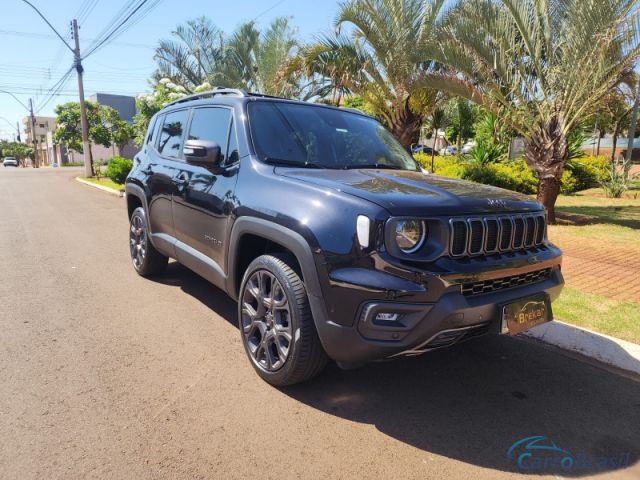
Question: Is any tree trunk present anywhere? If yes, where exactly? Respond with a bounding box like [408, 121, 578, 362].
[430, 127, 437, 172]
[610, 125, 619, 163]
[388, 101, 423, 151]
[596, 133, 602, 156]
[523, 116, 568, 224]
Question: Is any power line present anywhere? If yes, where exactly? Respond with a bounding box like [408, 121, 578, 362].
[0, 29, 155, 48]
[83, 0, 162, 59]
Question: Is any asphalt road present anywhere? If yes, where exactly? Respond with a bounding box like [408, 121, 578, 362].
[1, 166, 639, 480]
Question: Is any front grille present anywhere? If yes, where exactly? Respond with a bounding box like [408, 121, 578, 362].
[449, 213, 546, 257]
[461, 268, 552, 296]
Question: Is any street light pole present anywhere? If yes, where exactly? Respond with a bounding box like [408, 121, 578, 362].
[72, 19, 93, 177]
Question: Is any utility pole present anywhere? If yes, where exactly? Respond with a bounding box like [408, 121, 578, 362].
[29, 98, 38, 168]
[16, 122, 21, 142]
[72, 19, 93, 177]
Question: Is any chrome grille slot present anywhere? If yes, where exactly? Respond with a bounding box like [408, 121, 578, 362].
[467, 219, 485, 255]
[535, 215, 545, 243]
[484, 218, 499, 253]
[512, 216, 525, 249]
[448, 213, 546, 257]
[499, 217, 513, 251]
[525, 216, 536, 247]
[450, 220, 468, 257]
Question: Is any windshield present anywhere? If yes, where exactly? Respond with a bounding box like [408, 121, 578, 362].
[248, 101, 419, 171]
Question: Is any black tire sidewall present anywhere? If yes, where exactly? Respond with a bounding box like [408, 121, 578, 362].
[238, 255, 308, 385]
[130, 207, 151, 273]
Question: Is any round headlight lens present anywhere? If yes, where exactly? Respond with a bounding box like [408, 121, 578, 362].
[394, 220, 426, 253]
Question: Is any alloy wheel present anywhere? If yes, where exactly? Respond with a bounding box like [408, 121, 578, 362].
[129, 215, 147, 270]
[241, 270, 293, 372]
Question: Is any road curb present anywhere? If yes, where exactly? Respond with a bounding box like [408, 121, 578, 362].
[75, 177, 125, 197]
[523, 320, 640, 376]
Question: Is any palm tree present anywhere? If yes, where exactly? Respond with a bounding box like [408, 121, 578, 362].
[223, 18, 300, 97]
[296, 0, 447, 149]
[153, 16, 226, 91]
[425, 0, 640, 222]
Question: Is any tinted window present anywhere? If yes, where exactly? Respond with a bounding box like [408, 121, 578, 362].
[158, 109, 189, 158]
[146, 116, 158, 145]
[188, 108, 231, 164]
[248, 102, 418, 170]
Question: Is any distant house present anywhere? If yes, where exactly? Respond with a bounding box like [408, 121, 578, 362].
[22, 115, 68, 166]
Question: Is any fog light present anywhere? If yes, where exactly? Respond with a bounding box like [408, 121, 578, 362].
[375, 312, 399, 322]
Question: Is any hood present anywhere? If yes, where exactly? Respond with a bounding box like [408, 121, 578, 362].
[276, 168, 542, 216]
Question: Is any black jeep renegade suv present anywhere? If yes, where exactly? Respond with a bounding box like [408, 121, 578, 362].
[125, 88, 564, 386]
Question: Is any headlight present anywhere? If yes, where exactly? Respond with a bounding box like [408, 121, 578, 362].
[394, 220, 427, 253]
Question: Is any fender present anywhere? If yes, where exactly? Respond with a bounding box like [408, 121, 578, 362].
[124, 183, 150, 228]
[226, 217, 335, 354]
[226, 216, 323, 301]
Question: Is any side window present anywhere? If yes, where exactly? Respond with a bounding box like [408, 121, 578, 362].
[158, 110, 189, 159]
[145, 116, 158, 148]
[188, 108, 231, 164]
[227, 119, 239, 164]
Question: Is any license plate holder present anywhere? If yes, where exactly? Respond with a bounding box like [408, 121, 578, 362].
[501, 294, 552, 335]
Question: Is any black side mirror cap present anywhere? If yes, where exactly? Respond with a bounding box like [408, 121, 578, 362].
[183, 139, 221, 168]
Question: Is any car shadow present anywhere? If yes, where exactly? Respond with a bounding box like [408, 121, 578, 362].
[151, 261, 640, 477]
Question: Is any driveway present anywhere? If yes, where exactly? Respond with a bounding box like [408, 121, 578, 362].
[1, 167, 639, 479]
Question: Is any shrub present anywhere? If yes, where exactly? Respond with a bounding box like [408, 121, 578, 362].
[564, 156, 608, 192]
[600, 156, 630, 198]
[462, 161, 537, 194]
[466, 141, 504, 165]
[105, 156, 133, 184]
[413, 153, 538, 194]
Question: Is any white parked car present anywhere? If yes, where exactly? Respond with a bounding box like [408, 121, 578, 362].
[461, 141, 477, 154]
[440, 145, 458, 156]
[3, 156, 18, 167]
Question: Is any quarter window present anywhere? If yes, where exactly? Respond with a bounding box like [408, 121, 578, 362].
[187, 108, 231, 164]
[158, 110, 189, 159]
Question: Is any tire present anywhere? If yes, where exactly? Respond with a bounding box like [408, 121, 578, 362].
[129, 207, 168, 276]
[238, 254, 328, 386]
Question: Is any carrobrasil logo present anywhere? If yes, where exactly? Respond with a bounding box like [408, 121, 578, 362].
[507, 436, 631, 472]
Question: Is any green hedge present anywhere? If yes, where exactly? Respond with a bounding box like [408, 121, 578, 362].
[413, 153, 608, 195]
[105, 156, 133, 184]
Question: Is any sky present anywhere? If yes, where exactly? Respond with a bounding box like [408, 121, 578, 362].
[0, 0, 340, 141]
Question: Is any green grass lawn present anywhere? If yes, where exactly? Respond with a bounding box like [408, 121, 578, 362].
[549, 189, 640, 343]
[553, 287, 640, 344]
[80, 176, 123, 191]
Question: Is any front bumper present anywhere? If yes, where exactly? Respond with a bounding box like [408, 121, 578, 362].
[310, 257, 564, 365]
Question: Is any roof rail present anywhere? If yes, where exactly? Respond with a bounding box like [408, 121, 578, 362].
[165, 87, 247, 107]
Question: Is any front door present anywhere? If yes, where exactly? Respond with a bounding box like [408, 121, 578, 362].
[172, 107, 239, 274]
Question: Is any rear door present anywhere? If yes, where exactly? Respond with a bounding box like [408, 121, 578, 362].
[172, 106, 239, 275]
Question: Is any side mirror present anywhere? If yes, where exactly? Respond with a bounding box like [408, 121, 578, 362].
[183, 139, 221, 168]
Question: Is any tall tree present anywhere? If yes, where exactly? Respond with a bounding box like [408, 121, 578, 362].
[223, 18, 300, 97]
[296, 0, 447, 149]
[153, 16, 226, 91]
[54, 101, 132, 174]
[426, 0, 640, 222]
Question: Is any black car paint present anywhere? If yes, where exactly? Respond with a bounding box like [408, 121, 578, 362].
[126, 96, 564, 365]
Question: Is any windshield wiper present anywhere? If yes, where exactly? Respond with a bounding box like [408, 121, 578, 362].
[343, 163, 403, 170]
[263, 157, 324, 169]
